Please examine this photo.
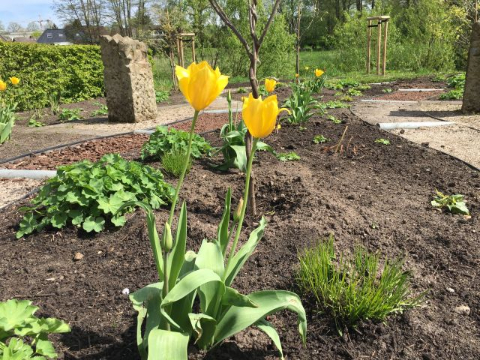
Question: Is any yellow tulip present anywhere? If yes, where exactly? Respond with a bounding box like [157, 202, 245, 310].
[0, 80, 6, 91]
[242, 93, 289, 139]
[175, 61, 228, 111]
[265, 78, 277, 93]
[315, 69, 324, 77]
[9, 77, 20, 85]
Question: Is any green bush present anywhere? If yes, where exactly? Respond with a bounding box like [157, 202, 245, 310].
[16, 154, 174, 238]
[0, 299, 70, 359]
[141, 126, 212, 161]
[162, 150, 192, 177]
[0, 42, 104, 110]
[297, 236, 422, 329]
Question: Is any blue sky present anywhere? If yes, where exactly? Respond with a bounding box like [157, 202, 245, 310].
[0, 0, 61, 30]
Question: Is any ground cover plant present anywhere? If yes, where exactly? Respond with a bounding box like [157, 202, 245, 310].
[58, 108, 82, 122]
[297, 236, 423, 330]
[141, 126, 211, 162]
[276, 151, 301, 162]
[0, 299, 70, 359]
[16, 154, 174, 238]
[440, 73, 465, 100]
[431, 190, 470, 215]
[161, 150, 192, 177]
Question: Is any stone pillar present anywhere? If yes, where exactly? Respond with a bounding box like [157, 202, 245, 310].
[100, 34, 157, 123]
[462, 22, 480, 113]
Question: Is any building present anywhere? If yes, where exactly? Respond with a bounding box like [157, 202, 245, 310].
[37, 29, 81, 45]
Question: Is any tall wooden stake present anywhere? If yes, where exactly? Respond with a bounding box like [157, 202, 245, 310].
[377, 20, 382, 75]
[367, 19, 372, 74]
[383, 20, 389, 76]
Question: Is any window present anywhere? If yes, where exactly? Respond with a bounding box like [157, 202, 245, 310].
[47, 33, 52, 38]
[58, 33, 63, 37]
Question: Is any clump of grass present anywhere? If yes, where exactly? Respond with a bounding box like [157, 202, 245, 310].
[162, 150, 192, 177]
[297, 236, 423, 330]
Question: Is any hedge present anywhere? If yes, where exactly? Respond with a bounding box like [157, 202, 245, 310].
[0, 42, 104, 111]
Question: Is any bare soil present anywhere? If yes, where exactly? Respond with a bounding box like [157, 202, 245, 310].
[1, 93, 479, 360]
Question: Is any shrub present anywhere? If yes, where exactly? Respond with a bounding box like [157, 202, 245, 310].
[141, 126, 212, 161]
[0, 299, 70, 359]
[0, 42, 104, 110]
[297, 236, 422, 329]
[16, 154, 174, 238]
[162, 150, 192, 177]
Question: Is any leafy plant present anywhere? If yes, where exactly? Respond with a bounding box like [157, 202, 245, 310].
[28, 118, 45, 127]
[356, 84, 371, 91]
[141, 126, 211, 161]
[297, 236, 423, 330]
[0, 299, 70, 359]
[283, 83, 320, 124]
[440, 89, 463, 100]
[346, 88, 362, 96]
[446, 73, 465, 89]
[155, 90, 170, 103]
[0, 103, 16, 144]
[339, 96, 353, 102]
[276, 152, 300, 162]
[237, 87, 247, 93]
[16, 154, 174, 237]
[313, 135, 330, 144]
[431, 190, 470, 215]
[49, 92, 61, 115]
[375, 138, 391, 145]
[90, 103, 108, 116]
[327, 115, 342, 124]
[321, 100, 349, 110]
[58, 108, 82, 122]
[162, 150, 192, 177]
[382, 88, 393, 94]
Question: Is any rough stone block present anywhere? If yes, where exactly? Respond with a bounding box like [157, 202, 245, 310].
[100, 34, 157, 123]
[462, 22, 480, 113]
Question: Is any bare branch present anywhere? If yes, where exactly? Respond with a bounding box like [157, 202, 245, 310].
[258, 0, 281, 49]
[209, 0, 252, 55]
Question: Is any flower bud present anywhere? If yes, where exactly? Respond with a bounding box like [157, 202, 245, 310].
[162, 222, 173, 252]
[234, 198, 244, 223]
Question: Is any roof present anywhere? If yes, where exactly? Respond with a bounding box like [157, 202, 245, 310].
[13, 37, 36, 43]
[0, 34, 11, 42]
[37, 29, 73, 44]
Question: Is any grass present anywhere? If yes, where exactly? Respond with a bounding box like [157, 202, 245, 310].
[297, 235, 423, 331]
[161, 151, 192, 177]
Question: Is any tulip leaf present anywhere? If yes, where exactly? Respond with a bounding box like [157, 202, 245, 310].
[147, 328, 189, 360]
[256, 318, 284, 360]
[217, 188, 232, 256]
[188, 313, 216, 349]
[168, 202, 188, 290]
[214, 290, 307, 348]
[225, 217, 267, 286]
[221, 287, 257, 308]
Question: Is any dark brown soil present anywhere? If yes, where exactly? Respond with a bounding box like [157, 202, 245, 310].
[0, 101, 479, 360]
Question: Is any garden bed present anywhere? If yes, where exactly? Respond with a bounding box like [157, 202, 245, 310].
[0, 104, 478, 359]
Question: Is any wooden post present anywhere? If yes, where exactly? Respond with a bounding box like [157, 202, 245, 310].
[180, 37, 185, 67]
[377, 20, 382, 75]
[176, 37, 182, 67]
[192, 38, 196, 63]
[476, 1, 478, 23]
[367, 19, 372, 74]
[383, 19, 389, 76]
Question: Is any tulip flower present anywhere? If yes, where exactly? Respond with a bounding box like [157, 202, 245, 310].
[9, 77, 20, 86]
[265, 78, 277, 93]
[0, 81, 6, 91]
[315, 69, 324, 77]
[176, 61, 228, 111]
[242, 93, 288, 139]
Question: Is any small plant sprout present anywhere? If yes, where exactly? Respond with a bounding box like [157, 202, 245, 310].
[28, 110, 45, 127]
[58, 108, 82, 122]
[276, 152, 301, 162]
[382, 88, 393, 94]
[431, 190, 470, 215]
[91, 103, 108, 116]
[375, 138, 391, 145]
[313, 135, 330, 144]
[327, 115, 342, 124]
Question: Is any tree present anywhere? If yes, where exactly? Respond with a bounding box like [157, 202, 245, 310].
[26, 22, 40, 32]
[7, 22, 23, 33]
[0, 21, 4, 32]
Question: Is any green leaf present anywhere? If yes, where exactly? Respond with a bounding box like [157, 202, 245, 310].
[221, 287, 257, 308]
[256, 319, 284, 359]
[0, 300, 38, 332]
[168, 202, 187, 291]
[188, 313, 216, 348]
[97, 193, 125, 215]
[111, 215, 126, 227]
[35, 336, 57, 358]
[214, 290, 307, 347]
[1, 338, 36, 359]
[82, 216, 105, 233]
[147, 329, 188, 360]
[51, 212, 67, 229]
[231, 145, 247, 172]
[217, 189, 231, 256]
[225, 217, 267, 286]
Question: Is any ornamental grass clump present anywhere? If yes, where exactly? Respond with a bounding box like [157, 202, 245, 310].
[129, 61, 306, 360]
[297, 236, 423, 330]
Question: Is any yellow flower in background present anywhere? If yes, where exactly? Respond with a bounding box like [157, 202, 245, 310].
[9, 77, 20, 85]
[295, 73, 299, 78]
[0, 81, 6, 91]
[175, 61, 229, 111]
[265, 78, 277, 93]
[277, 124, 281, 130]
[315, 69, 324, 77]
[304, 66, 310, 71]
[242, 93, 289, 139]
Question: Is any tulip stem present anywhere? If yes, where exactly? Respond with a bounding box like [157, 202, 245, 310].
[224, 137, 259, 278]
[167, 110, 200, 226]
